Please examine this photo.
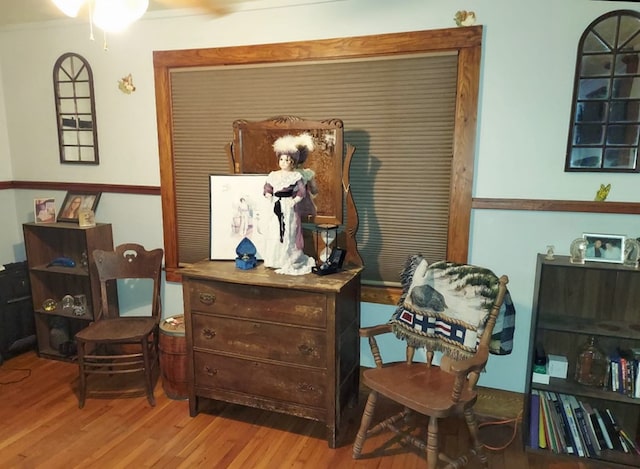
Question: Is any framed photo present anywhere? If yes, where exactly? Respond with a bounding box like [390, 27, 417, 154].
[57, 191, 101, 223]
[210, 174, 268, 260]
[583, 233, 625, 263]
[34, 198, 56, 224]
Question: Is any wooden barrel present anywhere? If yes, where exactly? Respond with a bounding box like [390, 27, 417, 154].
[159, 315, 187, 400]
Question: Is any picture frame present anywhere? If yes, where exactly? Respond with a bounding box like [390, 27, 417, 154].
[583, 233, 625, 264]
[34, 198, 56, 224]
[57, 191, 101, 223]
[209, 174, 268, 260]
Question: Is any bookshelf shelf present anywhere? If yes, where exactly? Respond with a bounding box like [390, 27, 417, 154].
[524, 254, 640, 467]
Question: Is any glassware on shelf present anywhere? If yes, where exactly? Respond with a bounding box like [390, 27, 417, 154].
[574, 335, 607, 387]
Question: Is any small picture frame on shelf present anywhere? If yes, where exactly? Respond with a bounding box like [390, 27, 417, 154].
[57, 191, 101, 223]
[34, 198, 56, 224]
[583, 233, 625, 264]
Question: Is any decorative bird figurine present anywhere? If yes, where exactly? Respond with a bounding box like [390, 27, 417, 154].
[118, 74, 136, 94]
[594, 183, 611, 201]
[454, 10, 476, 27]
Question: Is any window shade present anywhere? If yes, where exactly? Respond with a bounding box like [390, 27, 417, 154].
[170, 52, 457, 285]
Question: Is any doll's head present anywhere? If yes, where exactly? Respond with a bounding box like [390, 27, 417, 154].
[272, 133, 315, 167]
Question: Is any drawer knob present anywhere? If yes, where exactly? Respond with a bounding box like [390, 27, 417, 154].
[297, 382, 315, 393]
[202, 328, 216, 340]
[204, 366, 218, 376]
[298, 344, 316, 355]
[199, 292, 216, 305]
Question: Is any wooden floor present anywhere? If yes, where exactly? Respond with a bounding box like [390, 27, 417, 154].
[0, 351, 605, 468]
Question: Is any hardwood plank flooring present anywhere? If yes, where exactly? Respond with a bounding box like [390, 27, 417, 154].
[0, 352, 605, 468]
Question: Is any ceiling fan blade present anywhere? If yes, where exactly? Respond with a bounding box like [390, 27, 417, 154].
[153, 0, 243, 16]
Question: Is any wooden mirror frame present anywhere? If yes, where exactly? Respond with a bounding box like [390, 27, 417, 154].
[228, 115, 363, 268]
[229, 116, 344, 226]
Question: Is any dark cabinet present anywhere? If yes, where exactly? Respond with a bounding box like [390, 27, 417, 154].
[22, 223, 116, 361]
[0, 261, 35, 363]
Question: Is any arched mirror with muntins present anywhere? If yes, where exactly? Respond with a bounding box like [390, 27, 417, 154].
[53, 52, 99, 164]
[566, 10, 640, 172]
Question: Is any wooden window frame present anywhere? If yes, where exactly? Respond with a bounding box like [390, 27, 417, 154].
[153, 27, 482, 304]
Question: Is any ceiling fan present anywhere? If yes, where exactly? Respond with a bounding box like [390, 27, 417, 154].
[51, 0, 245, 33]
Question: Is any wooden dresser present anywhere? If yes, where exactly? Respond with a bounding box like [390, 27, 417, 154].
[181, 260, 361, 447]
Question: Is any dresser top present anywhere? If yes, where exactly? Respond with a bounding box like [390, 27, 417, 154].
[181, 260, 361, 293]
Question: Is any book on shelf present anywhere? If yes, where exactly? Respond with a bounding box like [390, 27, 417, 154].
[604, 408, 640, 455]
[541, 391, 573, 453]
[594, 408, 614, 451]
[538, 394, 547, 450]
[570, 395, 597, 457]
[529, 391, 540, 449]
[540, 391, 560, 453]
[618, 428, 640, 456]
[609, 354, 620, 393]
[599, 408, 624, 452]
[618, 348, 637, 397]
[546, 391, 573, 454]
[609, 348, 639, 397]
[635, 359, 640, 399]
[559, 393, 586, 457]
[580, 401, 604, 453]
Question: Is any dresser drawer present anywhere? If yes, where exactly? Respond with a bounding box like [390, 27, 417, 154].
[187, 279, 326, 328]
[194, 352, 326, 408]
[192, 312, 326, 367]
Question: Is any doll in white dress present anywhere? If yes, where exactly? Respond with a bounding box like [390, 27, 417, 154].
[263, 133, 317, 275]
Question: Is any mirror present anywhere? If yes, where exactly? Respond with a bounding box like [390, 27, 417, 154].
[53, 53, 99, 164]
[229, 116, 344, 225]
[566, 10, 640, 172]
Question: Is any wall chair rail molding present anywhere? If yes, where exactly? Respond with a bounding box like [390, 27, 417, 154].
[472, 198, 640, 214]
[9, 181, 160, 196]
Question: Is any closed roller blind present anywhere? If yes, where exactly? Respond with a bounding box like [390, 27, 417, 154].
[170, 52, 457, 285]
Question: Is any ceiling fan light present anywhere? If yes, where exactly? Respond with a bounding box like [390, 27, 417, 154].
[52, 0, 86, 18]
[92, 0, 149, 33]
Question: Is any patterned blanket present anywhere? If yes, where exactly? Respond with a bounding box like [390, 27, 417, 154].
[389, 255, 515, 359]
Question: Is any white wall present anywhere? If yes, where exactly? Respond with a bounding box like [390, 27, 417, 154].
[1, 0, 639, 393]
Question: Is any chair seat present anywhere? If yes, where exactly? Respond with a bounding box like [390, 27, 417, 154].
[76, 317, 157, 343]
[363, 363, 477, 417]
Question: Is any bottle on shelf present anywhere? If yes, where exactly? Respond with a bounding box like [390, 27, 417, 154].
[574, 335, 607, 387]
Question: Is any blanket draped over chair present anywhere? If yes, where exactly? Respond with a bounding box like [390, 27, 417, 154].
[389, 255, 515, 359]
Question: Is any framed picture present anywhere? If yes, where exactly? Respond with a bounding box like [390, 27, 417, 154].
[34, 198, 56, 224]
[583, 233, 625, 263]
[210, 174, 268, 260]
[57, 191, 101, 223]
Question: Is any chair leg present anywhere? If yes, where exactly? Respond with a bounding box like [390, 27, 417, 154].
[464, 408, 487, 467]
[352, 390, 378, 459]
[426, 416, 438, 469]
[142, 336, 156, 407]
[77, 339, 87, 409]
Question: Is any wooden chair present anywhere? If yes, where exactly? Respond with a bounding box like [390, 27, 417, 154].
[75, 243, 163, 409]
[352, 262, 509, 468]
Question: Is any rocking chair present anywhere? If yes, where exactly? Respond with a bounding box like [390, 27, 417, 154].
[352, 260, 509, 468]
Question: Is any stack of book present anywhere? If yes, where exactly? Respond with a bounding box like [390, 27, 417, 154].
[529, 391, 640, 457]
[608, 348, 640, 398]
